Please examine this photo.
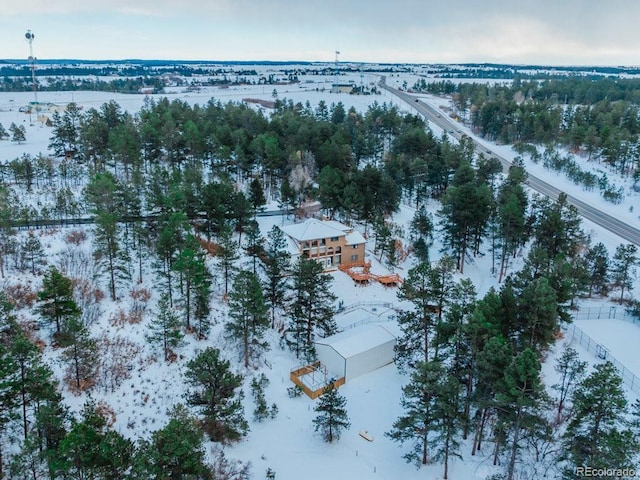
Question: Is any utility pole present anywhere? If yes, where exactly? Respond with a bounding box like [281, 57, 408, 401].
[25, 30, 38, 104]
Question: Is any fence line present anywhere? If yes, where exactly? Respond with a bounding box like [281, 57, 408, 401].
[342, 314, 396, 331]
[336, 301, 398, 316]
[571, 305, 639, 324]
[564, 306, 640, 395]
[336, 302, 640, 394]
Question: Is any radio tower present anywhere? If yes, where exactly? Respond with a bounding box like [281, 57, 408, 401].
[25, 30, 38, 103]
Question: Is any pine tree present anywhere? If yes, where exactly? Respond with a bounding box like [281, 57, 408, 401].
[250, 373, 276, 422]
[0, 186, 15, 279]
[562, 362, 638, 478]
[552, 345, 586, 424]
[430, 373, 463, 480]
[395, 259, 454, 369]
[496, 169, 528, 283]
[436, 278, 476, 438]
[1, 299, 67, 478]
[173, 234, 210, 331]
[7, 332, 56, 442]
[531, 193, 585, 272]
[154, 211, 188, 305]
[184, 347, 248, 442]
[438, 162, 492, 273]
[243, 218, 263, 274]
[313, 382, 350, 443]
[278, 177, 296, 217]
[226, 271, 270, 368]
[372, 215, 393, 262]
[317, 166, 346, 219]
[248, 177, 266, 212]
[585, 242, 609, 297]
[387, 360, 441, 465]
[286, 256, 337, 359]
[135, 405, 211, 478]
[0, 298, 20, 479]
[517, 245, 578, 324]
[48, 103, 82, 158]
[37, 266, 80, 335]
[146, 293, 184, 362]
[512, 276, 559, 352]
[0, 122, 8, 140]
[85, 172, 129, 301]
[26, 388, 67, 479]
[93, 210, 130, 302]
[56, 400, 134, 479]
[20, 230, 45, 275]
[611, 243, 639, 302]
[192, 267, 212, 340]
[471, 335, 513, 457]
[200, 180, 234, 239]
[495, 348, 547, 480]
[60, 316, 98, 392]
[230, 191, 252, 245]
[409, 204, 433, 262]
[9, 122, 26, 144]
[262, 225, 290, 327]
[217, 224, 239, 297]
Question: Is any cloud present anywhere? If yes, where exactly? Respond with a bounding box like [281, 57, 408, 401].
[2, 0, 639, 64]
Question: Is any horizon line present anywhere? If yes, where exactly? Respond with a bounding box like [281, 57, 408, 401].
[1, 59, 639, 70]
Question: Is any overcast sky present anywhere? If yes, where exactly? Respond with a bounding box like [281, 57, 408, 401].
[1, 0, 639, 66]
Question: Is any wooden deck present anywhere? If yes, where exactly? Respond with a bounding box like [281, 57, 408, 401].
[290, 362, 346, 399]
[339, 262, 403, 287]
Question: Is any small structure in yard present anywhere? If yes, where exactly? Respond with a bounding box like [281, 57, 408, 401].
[314, 324, 396, 382]
[359, 430, 374, 442]
[290, 361, 345, 399]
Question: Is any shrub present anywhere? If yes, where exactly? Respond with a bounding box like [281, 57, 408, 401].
[65, 229, 87, 246]
[3, 282, 38, 308]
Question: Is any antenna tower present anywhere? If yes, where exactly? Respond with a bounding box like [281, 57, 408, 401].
[25, 30, 38, 103]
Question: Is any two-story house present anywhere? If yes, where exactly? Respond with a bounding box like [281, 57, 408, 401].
[279, 218, 366, 270]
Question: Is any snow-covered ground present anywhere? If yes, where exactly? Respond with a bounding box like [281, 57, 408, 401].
[1, 69, 639, 479]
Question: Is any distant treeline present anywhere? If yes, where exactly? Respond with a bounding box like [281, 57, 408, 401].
[428, 63, 640, 78]
[0, 64, 260, 78]
[0, 76, 166, 94]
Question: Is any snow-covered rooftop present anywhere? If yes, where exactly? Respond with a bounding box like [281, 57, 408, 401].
[345, 230, 366, 246]
[280, 218, 357, 243]
[315, 324, 396, 359]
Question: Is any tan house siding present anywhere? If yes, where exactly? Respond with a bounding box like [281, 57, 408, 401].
[341, 243, 365, 268]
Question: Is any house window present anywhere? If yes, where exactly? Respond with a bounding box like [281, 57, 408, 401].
[350, 254, 359, 261]
[352, 244, 359, 249]
[330, 236, 339, 242]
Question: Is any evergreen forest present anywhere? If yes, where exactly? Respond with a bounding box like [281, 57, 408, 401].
[0, 71, 639, 479]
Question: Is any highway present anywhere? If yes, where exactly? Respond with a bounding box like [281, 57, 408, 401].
[379, 78, 640, 247]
